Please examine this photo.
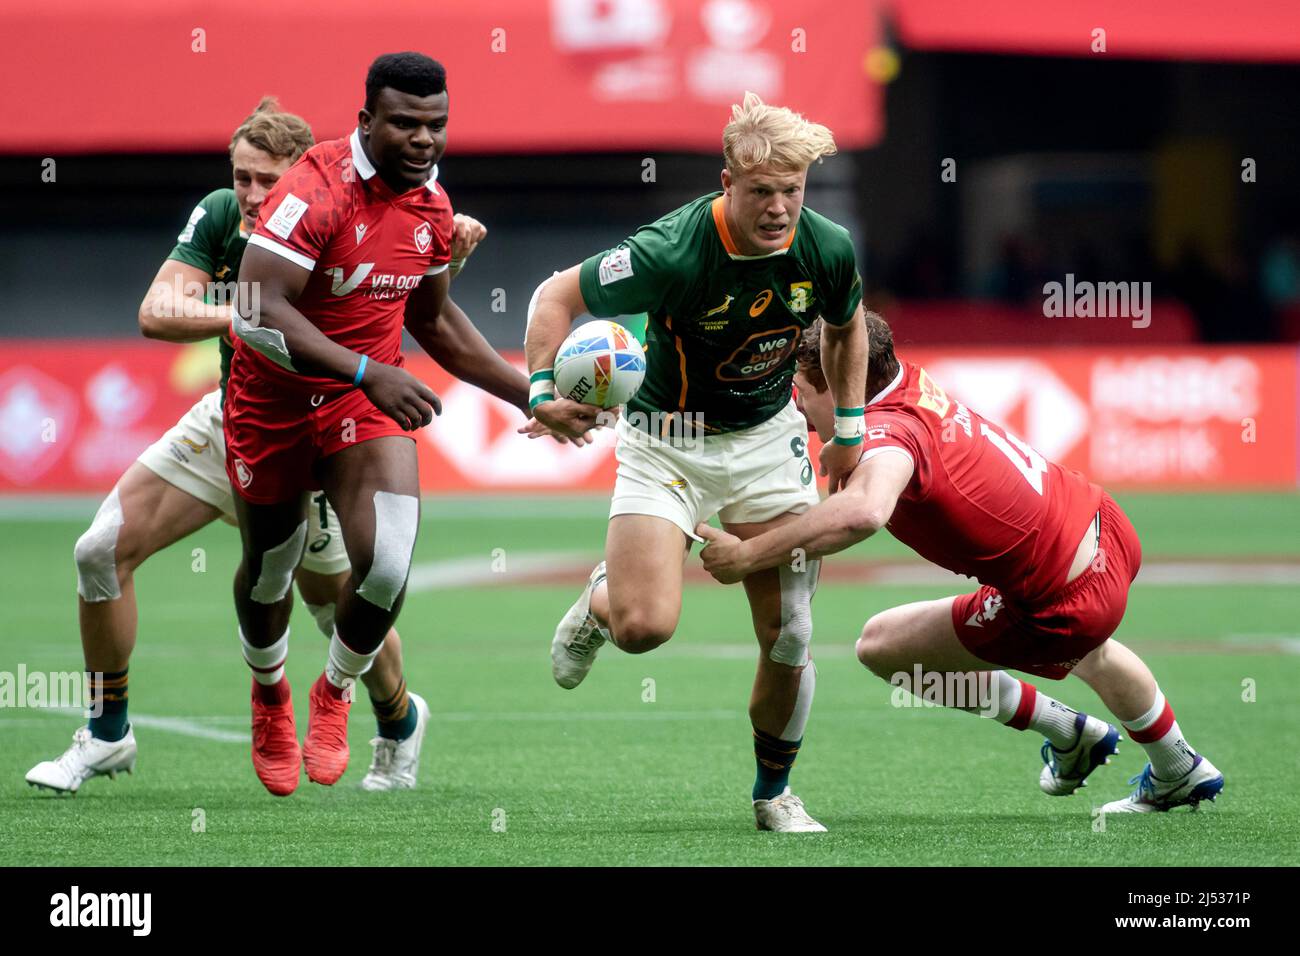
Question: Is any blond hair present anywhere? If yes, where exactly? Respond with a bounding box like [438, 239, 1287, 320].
[722, 92, 837, 173]
[229, 96, 314, 162]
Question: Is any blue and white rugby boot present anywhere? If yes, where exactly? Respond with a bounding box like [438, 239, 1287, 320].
[1039, 712, 1121, 796]
[1100, 755, 1224, 813]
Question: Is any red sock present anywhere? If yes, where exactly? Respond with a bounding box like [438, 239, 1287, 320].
[316, 672, 349, 701]
[254, 677, 290, 706]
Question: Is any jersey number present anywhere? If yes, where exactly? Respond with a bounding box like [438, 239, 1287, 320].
[980, 422, 1047, 495]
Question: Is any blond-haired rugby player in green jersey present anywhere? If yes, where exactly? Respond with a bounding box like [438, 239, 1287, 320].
[27, 98, 492, 795]
[527, 93, 869, 832]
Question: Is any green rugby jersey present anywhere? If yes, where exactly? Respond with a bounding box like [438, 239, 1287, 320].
[165, 188, 249, 395]
[578, 192, 862, 434]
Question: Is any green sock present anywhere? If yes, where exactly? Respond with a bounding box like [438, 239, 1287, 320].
[371, 679, 418, 741]
[87, 668, 129, 742]
[752, 728, 801, 801]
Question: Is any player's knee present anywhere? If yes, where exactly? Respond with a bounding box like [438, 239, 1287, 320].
[74, 488, 128, 602]
[768, 560, 818, 667]
[302, 601, 336, 638]
[856, 616, 896, 678]
[249, 522, 308, 605]
[355, 492, 418, 612]
[610, 610, 673, 654]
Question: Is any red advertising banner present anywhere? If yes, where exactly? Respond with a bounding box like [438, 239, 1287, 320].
[888, 0, 1300, 62]
[0, 341, 1295, 494]
[0, 0, 881, 155]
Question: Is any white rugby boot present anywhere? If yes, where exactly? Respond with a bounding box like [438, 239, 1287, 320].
[26, 725, 137, 794]
[361, 693, 430, 791]
[551, 562, 609, 689]
[1100, 755, 1224, 813]
[753, 788, 828, 833]
[1039, 712, 1122, 796]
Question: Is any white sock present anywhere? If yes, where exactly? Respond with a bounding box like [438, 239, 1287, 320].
[1123, 688, 1196, 779]
[778, 660, 817, 741]
[967, 672, 1081, 749]
[325, 630, 379, 690]
[241, 628, 288, 686]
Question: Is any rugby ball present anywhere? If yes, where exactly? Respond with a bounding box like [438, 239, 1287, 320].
[553, 320, 646, 409]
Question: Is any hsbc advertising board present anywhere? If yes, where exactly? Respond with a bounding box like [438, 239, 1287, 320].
[0, 341, 1295, 494]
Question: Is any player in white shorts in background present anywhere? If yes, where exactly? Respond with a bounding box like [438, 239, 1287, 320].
[26, 98, 488, 795]
[527, 94, 868, 832]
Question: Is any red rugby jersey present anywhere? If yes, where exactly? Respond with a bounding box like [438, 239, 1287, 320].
[860, 362, 1103, 603]
[236, 129, 453, 394]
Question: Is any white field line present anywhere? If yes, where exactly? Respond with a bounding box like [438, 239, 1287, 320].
[8, 706, 748, 744]
[1224, 635, 1300, 654]
[404, 554, 1300, 591]
[405, 551, 592, 591]
[0, 495, 608, 522]
[23, 706, 249, 743]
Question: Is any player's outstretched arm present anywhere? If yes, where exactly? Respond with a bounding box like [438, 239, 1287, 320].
[236, 244, 441, 430]
[137, 259, 230, 342]
[404, 288, 528, 416]
[523, 266, 605, 440]
[818, 304, 870, 494]
[696, 451, 913, 584]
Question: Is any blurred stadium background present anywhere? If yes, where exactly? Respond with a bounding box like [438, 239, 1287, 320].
[2, 0, 1299, 495]
[1, 1, 1298, 865]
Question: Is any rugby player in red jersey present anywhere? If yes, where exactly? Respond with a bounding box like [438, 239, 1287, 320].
[697, 313, 1224, 814]
[226, 53, 585, 796]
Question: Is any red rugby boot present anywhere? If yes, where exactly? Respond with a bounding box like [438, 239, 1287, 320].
[250, 678, 301, 797]
[302, 672, 352, 785]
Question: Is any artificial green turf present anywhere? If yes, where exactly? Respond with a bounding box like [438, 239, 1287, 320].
[1, 493, 1297, 866]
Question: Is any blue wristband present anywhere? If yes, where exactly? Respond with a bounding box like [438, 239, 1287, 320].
[353, 354, 369, 387]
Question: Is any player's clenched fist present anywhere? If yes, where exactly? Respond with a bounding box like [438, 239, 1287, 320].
[360, 360, 442, 431]
[819, 440, 860, 494]
[694, 524, 749, 584]
[450, 214, 487, 273]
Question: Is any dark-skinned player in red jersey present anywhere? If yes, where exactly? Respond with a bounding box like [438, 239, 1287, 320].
[226, 52, 598, 796]
[698, 313, 1225, 815]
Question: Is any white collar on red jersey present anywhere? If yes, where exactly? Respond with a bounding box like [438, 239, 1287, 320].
[867, 365, 905, 406]
[349, 128, 440, 193]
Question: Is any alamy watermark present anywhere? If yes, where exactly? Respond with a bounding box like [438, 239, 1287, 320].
[589, 409, 709, 451]
[889, 666, 999, 717]
[1043, 274, 1151, 329]
[0, 666, 103, 715]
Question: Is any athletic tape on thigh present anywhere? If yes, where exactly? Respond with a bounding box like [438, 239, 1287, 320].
[357, 491, 419, 611]
[770, 558, 820, 667]
[303, 602, 336, 638]
[75, 487, 125, 602]
[779, 659, 817, 740]
[250, 521, 308, 604]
